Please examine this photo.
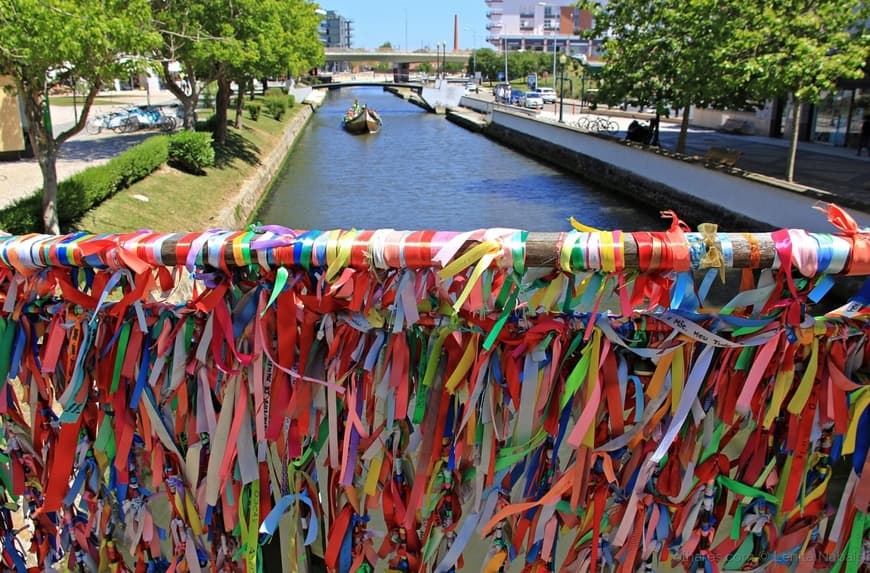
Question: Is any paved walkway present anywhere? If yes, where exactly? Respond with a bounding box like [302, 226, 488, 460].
[533, 103, 870, 214]
[0, 90, 179, 209]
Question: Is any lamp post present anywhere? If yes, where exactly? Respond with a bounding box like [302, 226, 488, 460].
[577, 54, 588, 113]
[503, 37, 509, 84]
[537, 2, 558, 88]
[442, 41, 447, 77]
[558, 53, 567, 123]
[465, 28, 477, 80]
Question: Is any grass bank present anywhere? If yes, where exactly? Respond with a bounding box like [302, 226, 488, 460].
[80, 107, 301, 233]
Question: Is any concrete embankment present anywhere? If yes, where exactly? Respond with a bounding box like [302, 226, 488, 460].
[451, 98, 870, 233]
[215, 90, 326, 228]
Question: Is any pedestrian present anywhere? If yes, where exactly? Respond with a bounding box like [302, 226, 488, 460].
[858, 115, 870, 157]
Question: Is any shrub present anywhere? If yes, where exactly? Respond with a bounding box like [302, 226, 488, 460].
[246, 102, 262, 121]
[0, 135, 169, 234]
[287, 94, 296, 108]
[264, 88, 285, 99]
[111, 135, 169, 189]
[168, 131, 215, 175]
[195, 114, 219, 133]
[264, 96, 288, 121]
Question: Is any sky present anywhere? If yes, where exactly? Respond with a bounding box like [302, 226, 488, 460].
[319, 1, 488, 51]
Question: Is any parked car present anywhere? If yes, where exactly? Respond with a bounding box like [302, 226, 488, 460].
[510, 89, 525, 105]
[522, 91, 544, 110]
[537, 87, 557, 103]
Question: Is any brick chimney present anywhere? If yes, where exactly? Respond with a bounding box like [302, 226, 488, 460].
[453, 15, 459, 52]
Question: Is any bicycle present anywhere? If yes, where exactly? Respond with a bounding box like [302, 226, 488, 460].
[86, 110, 139, 134]
[574, 116, 619, 135]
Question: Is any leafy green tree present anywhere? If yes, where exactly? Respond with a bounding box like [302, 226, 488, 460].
[738, 1, 869, 181]
[162, 0, 323, 145]
[586, 0, 757, 153]
[0, 0, 158, 233]
[473, 48, 502, 82]
[150, 0, 209, 130]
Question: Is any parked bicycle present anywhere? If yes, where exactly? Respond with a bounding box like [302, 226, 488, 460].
[86, 105, 177, 135]
[574, 115, 619, 135]
[86, 109, 139, 135]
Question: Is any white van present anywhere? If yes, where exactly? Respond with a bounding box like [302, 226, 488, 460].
[537, 87, 557, 103]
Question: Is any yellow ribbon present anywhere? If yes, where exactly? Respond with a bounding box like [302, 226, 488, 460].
[325, 229, 358, 282]
[445, 333, 478, 393]
[437, 241, 501, 314]
[698, 223, 726, 282]
[599, 231, 617, 273]
[569, 216, 601, 233]
[786, 338, 818, 415]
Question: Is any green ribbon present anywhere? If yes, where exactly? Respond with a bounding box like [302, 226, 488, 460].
[111, 322, 132, 393]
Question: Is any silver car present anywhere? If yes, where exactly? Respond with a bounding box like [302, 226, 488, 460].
[523, 91, 544, 109]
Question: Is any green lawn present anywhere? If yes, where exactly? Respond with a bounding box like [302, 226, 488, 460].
[80, 107, 298, 233]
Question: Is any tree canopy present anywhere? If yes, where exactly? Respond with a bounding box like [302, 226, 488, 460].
[586, 0, 870, 167]
[0, 0, 159, 232]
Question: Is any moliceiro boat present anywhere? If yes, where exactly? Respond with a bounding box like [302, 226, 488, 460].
[342, 103, 382, 134]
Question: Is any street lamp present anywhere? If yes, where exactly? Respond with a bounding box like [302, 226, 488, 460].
[559, 53, 567, 123]
[503, 37, 509, 84]
[465, 27, 477, 80]
[537, 2, 558, 88]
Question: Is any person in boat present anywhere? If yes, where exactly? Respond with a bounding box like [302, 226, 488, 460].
[352, 99, 362, 113]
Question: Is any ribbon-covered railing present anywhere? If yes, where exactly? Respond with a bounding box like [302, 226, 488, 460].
[2, 204, 870, 572]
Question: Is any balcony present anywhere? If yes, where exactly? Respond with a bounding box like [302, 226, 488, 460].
[486, 22, 504, 30]
[519, 12, 534, 18]
[485, 0, 503, 4]
[486, 10, 503, 17]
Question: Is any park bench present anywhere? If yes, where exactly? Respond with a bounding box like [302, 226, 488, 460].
[704, 146, 742, 167]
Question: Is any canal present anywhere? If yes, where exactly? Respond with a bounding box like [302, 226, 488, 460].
[257, 87, 662, 231]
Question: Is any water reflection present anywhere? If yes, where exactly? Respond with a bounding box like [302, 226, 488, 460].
[258, 87, 662, 232]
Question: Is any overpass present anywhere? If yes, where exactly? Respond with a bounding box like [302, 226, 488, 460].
[324, 49, 470, 64]
[311, 81, 424, 93]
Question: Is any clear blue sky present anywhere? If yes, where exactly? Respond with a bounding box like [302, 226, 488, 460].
[319, 1, 488, 51]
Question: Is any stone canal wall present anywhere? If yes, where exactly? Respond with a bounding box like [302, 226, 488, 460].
[478, 107, 870, 233]
[215, 90, 325, 228]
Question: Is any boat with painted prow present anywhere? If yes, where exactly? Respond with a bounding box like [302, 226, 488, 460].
[342, 103, 382, 134]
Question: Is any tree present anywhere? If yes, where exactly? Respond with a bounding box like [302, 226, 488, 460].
[150, 0, 210, 130]
[0, 0, 158, 233]
[738, 1, 869, 181]
[180, 0, 323, 145]
[585, 0, 764, 153]
[473, 48, 502, 82]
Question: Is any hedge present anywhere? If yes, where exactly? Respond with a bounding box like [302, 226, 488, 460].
[0, 135, 169, 234]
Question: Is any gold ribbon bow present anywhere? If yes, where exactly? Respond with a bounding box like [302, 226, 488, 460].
[698, 223, 725, 282]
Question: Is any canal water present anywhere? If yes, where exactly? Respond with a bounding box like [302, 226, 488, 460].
[257, 87, 662, 232]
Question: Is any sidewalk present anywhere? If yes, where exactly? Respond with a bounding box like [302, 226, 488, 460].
[0, 90, 179, 209]
[536, 104, 870, 214]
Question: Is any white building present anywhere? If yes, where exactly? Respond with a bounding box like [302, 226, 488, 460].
[485, 0, 601, 59]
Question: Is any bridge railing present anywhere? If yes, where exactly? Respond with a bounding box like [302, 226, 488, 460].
[1, 203, 869, 571]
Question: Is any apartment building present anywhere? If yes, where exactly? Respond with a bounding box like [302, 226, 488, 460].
[320, 10, 353, 72]
[485, 0, 599, 59]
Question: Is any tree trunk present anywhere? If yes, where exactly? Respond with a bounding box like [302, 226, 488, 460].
[38, 146, 60, 234]
[234, 84, 244, 129]
[787, 99, 801, 182]
[676, 104, 691, 154]
[161, 61, 198, 130]
[215, 74, 231, 146]
[18, 79, 62, 233]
